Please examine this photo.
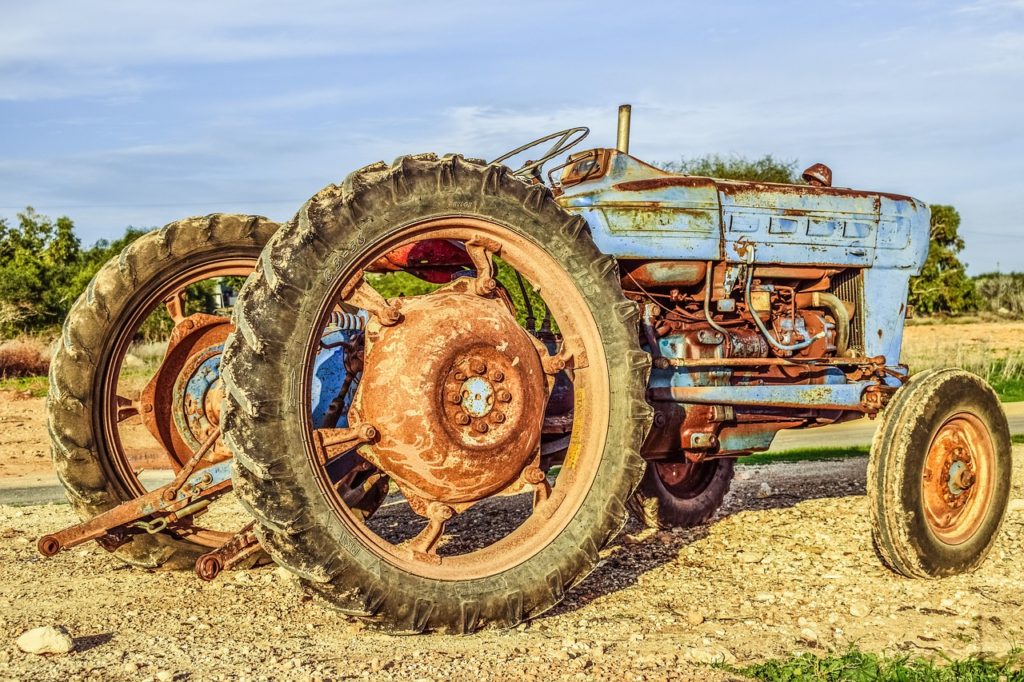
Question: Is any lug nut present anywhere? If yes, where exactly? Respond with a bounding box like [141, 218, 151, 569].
[455, 413, 470, 426]
[491, 411, 505, 424]
[489, 370, 504, 382]
[470, 359, 487, 375]
[454, 371, 466, 381]
[524, 467, 546, 484]
[497, 389, 512, 403]
[448, 392, 462, 404]
[473, 421, 489, 433]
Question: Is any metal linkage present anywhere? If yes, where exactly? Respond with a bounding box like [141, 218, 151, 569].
[38, 429, 231, 557]
[194, 522, 270, 581]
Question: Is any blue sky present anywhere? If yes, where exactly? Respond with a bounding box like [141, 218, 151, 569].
[1, 0, 1021, 273]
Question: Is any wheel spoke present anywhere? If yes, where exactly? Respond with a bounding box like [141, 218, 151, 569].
[340, 274, 401, 326]
[407, 501, 454, 562]
[115, 395, 141, 423]
[313, 423, 377, 466]
[465, 236, 500, 296]
[164, 290, 187, 324]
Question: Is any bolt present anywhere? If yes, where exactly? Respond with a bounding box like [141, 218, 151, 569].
[473, 421, 489, 433]
[454, 371, 466, 381]
[448, 391, 463, 405]
[184, 319, 195, 329]
[524, 467, 546, 484]
[489, 370, 504, 382]
[497, 389, 512, 403]
[455, 413, 470, 426]
[143, 403, 154, 413]
[476, 277, 497, 295]
[471, 359, 487, 375]
[491, 411, 505, 424]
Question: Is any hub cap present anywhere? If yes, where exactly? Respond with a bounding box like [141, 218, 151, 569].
[921, 412, 995, 545]
[351, 286, 547, 505]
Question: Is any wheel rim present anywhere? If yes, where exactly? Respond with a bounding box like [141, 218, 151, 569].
[98, 256, 255, 548]
[301, 216, 610, 580]
[655, 459, 719, 500]
[920, 411, 995, 545]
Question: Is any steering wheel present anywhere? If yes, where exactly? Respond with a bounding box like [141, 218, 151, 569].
[491, 127, 589, 178]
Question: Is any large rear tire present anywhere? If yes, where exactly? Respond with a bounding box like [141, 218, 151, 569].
[222, 154, 653, 633]
[47, 214, 278, 569]
[868, 369, 1011, 578]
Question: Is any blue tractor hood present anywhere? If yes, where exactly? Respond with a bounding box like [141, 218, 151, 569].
[556, 149, 930, 272]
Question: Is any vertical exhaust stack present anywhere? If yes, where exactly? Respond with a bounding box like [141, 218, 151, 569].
[616, 104, 631, 154]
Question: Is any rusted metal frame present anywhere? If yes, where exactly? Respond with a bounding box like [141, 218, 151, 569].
[648, 381, 881, 412]
[194, 521, 267, 581]
[37, 458, 232, 557]
[662, 355, 886, 368]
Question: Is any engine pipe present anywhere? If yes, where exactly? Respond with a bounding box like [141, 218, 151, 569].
[743, 249, 825, 353]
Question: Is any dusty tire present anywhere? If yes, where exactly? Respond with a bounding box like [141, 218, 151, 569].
[222, 154, 653, 633]
[47, 214, 278, 569]
[628, 458, 734, 529]
[868, 369, 1011, 578]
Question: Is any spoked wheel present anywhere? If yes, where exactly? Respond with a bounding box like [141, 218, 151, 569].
[868, 368, 1012, 578]
[628, 457, 735, 529]
[48, 214, 278, 568]
[223, 154, 653, 633]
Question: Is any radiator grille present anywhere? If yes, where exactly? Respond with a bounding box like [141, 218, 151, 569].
[830, 269, 866, 355]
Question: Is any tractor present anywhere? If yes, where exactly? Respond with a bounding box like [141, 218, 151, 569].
[40, 105, 1012, 634]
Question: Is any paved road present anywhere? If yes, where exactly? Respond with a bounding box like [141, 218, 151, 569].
[769, 400, 1024, 452]
[4, 403, 1023, 506]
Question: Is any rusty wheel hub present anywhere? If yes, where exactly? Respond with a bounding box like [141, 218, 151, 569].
[141, 313, 232, 467]
[351, 287, 547, 506]
[922, 413, 993, 544]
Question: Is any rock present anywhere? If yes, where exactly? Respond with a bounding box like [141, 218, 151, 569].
[156, 671, 174, 682]
[1008, 499, 1024, 512]
[123, 661, 140, 674]
[274, 566, 299, 583]
[756, 482, 773, 498]
[849, 601, 870, 618]
[738, 551, 762, 564]
[685, 610, 705, 626]
[799, 627, 819, 645]
[16, 626, 74, 655]
[684, 646, 736, 665]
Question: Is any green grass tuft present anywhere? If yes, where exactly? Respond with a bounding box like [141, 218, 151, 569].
[0, 374, 48, 397]
[738, 446, 869, 466]
[738, 648, 1024, 681]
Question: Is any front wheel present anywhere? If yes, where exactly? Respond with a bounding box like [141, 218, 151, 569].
[868, 369, 1011, 578]
[222, 154, 653, 633]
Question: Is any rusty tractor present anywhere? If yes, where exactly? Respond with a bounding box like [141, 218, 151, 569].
[41, 106, 1012, 633]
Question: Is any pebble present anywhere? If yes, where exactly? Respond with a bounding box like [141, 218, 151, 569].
[849, 601, 871, 618]
[685, 610, 705, 626]
[684, 646, 736, 665]
[756, 482, 774, 498]
[16, 626, 74, 655]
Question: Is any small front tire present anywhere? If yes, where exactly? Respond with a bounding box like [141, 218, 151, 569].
[868, 369, 1011, 578]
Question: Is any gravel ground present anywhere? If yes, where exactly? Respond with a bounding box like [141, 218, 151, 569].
[2, 450, 1022, 681]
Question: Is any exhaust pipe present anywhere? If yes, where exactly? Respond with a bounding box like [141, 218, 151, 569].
[616, 104, 631, 154]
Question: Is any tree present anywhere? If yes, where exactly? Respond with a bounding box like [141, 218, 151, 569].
[908, 205, 978, 315]
[0, 208, 151, 337]
[658, 154, 799, 183]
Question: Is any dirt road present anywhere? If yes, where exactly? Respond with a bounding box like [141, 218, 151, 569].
[3, 450, 1022, 681]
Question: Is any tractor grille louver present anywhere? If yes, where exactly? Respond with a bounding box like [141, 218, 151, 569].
[831, 269, 866, 355]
